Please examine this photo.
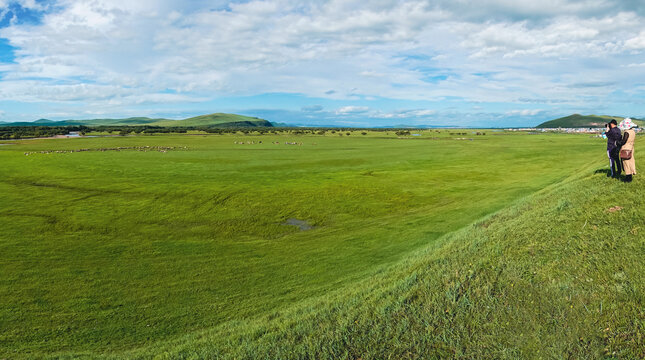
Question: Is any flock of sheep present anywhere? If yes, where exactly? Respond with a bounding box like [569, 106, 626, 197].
[24, 145, 186, 156]
[234, 141, 313, 146]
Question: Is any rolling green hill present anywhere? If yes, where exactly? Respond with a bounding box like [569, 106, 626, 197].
[152, 113, 271, 127]
[139, 163, 643, 359]
[111, 162, 643, 359]
[0, 113, 272, 128]
[2, 117, 166, 127]
[537, 114, 645, 128]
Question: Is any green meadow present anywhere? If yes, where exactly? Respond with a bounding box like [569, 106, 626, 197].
[1, 130, 642, 358]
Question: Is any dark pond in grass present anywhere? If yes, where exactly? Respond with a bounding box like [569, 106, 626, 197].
[283, 218, 315, 231]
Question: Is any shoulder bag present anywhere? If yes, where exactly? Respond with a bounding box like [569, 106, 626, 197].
[620, 149, 632, 160]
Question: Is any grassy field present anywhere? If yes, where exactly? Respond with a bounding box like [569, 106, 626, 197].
[0, 130, 637, 358]
[131, 146, 644, 360]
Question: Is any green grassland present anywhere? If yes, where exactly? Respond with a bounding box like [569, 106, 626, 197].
[0, 130, 641, 358]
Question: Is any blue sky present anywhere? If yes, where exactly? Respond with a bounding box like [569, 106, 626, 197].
[1, 0, 645, 126]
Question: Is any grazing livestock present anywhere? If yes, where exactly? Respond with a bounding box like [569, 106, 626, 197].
[24, 146, 186, 156]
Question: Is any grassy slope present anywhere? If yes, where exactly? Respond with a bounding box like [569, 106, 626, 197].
[1, 117, 167, 126]
[128, 152, 644, 359]
[537, 114, 645, 128]
[0, 131, 636, 358]
[150, 113, 270, 127]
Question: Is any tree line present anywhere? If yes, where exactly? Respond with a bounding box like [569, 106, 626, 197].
[0, 125, 434, 140]
[0, 126, 86, 140]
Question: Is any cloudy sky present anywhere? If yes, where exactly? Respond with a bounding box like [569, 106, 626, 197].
[1, 0, 645, 126]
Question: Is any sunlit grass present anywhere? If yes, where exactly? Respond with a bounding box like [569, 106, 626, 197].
[0, 131, 622, 357]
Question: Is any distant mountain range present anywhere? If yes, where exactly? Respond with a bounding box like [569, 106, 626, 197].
[0, 113, 273, 128]
[536, 114, 645, 128]
[3, 112, 644, 129]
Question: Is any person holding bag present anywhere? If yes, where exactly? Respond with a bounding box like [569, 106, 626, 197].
[618, 118, 637, 183]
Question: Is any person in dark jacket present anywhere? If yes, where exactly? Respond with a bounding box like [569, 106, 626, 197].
[604, 119, 622, 178]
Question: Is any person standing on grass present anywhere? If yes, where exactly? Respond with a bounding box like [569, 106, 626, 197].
[604, 119, 622, 178]
[618, 118, 637, 183]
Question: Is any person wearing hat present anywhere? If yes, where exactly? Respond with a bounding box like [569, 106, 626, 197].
[604, 119, 622, 178]
[618, 118, 637, 183]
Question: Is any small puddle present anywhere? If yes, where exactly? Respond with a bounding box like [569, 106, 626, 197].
[282, 218, 314, 231]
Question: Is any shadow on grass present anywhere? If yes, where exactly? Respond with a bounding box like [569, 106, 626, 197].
[594, 168, 611, 176]
[594, 168, 630, 182]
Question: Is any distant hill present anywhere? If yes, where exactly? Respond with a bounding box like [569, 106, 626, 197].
[0, 113, 272, 128]
[270, 121, 292, 127]
[33, 119, 57, 124]
[2, 117, 166, 127]
[536, 114, 644, 128]
[152, 113, 271, 127]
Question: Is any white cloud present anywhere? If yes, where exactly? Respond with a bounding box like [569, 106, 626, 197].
[371, 109, 437, 118]
[460, 13, 636, 59]
[0, 0, 454, 104]
[625, 31, 645, 49]
[0, 0, 48, 22]
[506, 109, 544, 116]
[1, 0, 645, 122]
[412, 109, 437, 116]
[0, 1, 9, 20]
[336, 106, 369, 114]
[360, 71, 385, 77]
[16, 0, 47, 10]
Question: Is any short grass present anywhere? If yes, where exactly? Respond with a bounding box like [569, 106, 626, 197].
[124, 153, 644, 359]
[0, 130, 623, 357]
